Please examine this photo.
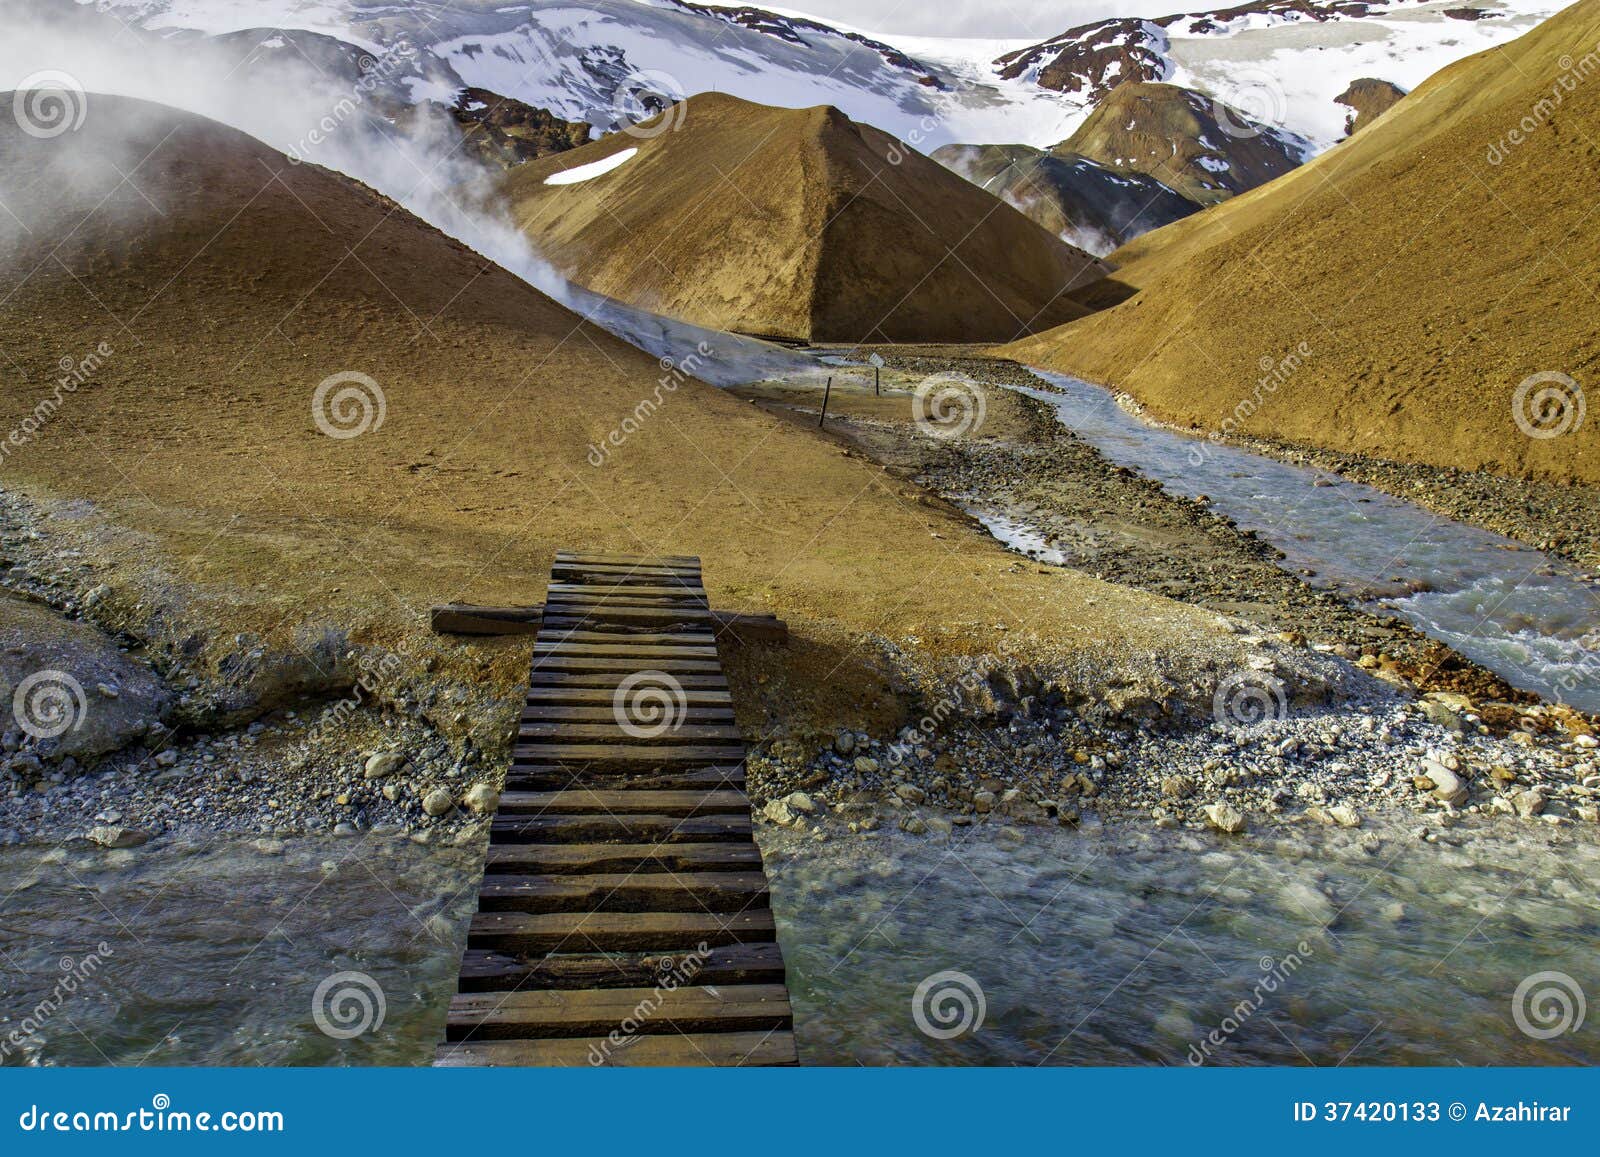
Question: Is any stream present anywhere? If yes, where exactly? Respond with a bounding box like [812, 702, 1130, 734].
[1012, 371, 1600, 712]
[2, 822, 1596, 1066]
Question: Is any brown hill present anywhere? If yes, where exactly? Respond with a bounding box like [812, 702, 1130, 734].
[1334, 78, 1406, 136]
[500, 92, 1108, 343]
[0, 94, 1231, 727]
[1051, 81, 1305, 204]
[1007, 0, 1600, 486]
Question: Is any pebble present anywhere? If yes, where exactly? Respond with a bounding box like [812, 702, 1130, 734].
[86, 825, 151, 849]
[364, 751, 406, 779]
[1419, 759, 1468, 807]
[1203, 802, 1247, 834]
[1512, 789, 1546, 818]
[462, 783, 500, 815]
[421, 788, 454, 817]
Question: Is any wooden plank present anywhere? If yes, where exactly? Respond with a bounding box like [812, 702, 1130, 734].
[509, 743, 746, 766]
[469, 908, 778, 953]
[430, 604, 541, 636]
[549, 563, 701, 580]
[533, 628, 718, 645]
[531, 642, 720, 658]
[546, 573, 701, 589]
[489, 813, 753, 844]
[483, 841, 764, 875]
[517, 722, 745, 744]
[547, 583, 710, 598]
[547, 588, 707, 602]
[433, 606, 784, 642]
[476, 872, 770, 913]
[541, 607, 714, 626]
[497, 788, 749, 816]
[504, 766, 746, 793]
[447, 983, 790, 1040]
[524, 684, 732, 700]
[554, 551, 700, 567]
[528, 656, 724, 674]
[520, 704, 735, 723]
[456, 941, 786, 991]
[435, 1030, 797, 1067]
[545, 606, 712, 621]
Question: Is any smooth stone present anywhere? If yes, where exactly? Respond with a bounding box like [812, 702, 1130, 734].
[1203, 802, 1247, 834]
[462, 783, 500, 815]
[86, 825, 151, 849]
[364, 751, 406, 779]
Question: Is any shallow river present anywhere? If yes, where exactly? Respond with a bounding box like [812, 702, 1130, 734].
[1013, 372, 1600, 712]
[3, 822, 1596, 1066]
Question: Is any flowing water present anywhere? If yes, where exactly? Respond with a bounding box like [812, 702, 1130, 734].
[1014, 371, 1600, 711]
[0, 837, 475, 1066]
[765, 822, 1600, 1066]
[3, 822, 1596, 1067]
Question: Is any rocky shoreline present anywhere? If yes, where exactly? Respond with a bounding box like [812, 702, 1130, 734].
[0, 486, 504, 847]
[737, 352, 1599, 842]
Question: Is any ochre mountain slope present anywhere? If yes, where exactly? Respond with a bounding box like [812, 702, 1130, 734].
[501, 92, 1108, 343]
[0, 95, 1233, 711]
[1007, 0, 1600, 485]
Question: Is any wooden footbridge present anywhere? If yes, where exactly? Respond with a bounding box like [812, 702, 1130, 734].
[434, 551, 797, 1066]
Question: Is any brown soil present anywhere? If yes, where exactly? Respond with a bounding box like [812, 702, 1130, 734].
[0, 96, 1252, 742]
[1006, 0, 1600, 486]
[499, 92, 1107, 343]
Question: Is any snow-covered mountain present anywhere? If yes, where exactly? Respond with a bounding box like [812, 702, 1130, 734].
[68, 0, 1576, 151]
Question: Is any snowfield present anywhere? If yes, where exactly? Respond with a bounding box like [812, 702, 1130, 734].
[75, 0, 1578, 154]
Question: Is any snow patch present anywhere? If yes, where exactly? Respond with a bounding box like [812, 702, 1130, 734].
[544, 146, 638, 185]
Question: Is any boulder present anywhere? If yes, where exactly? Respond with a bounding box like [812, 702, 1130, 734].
[0, 595, 171, 766]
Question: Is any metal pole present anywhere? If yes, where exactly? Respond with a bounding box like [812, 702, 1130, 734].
[874, 365, 880, 396]
[819, 376, 832, 427]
